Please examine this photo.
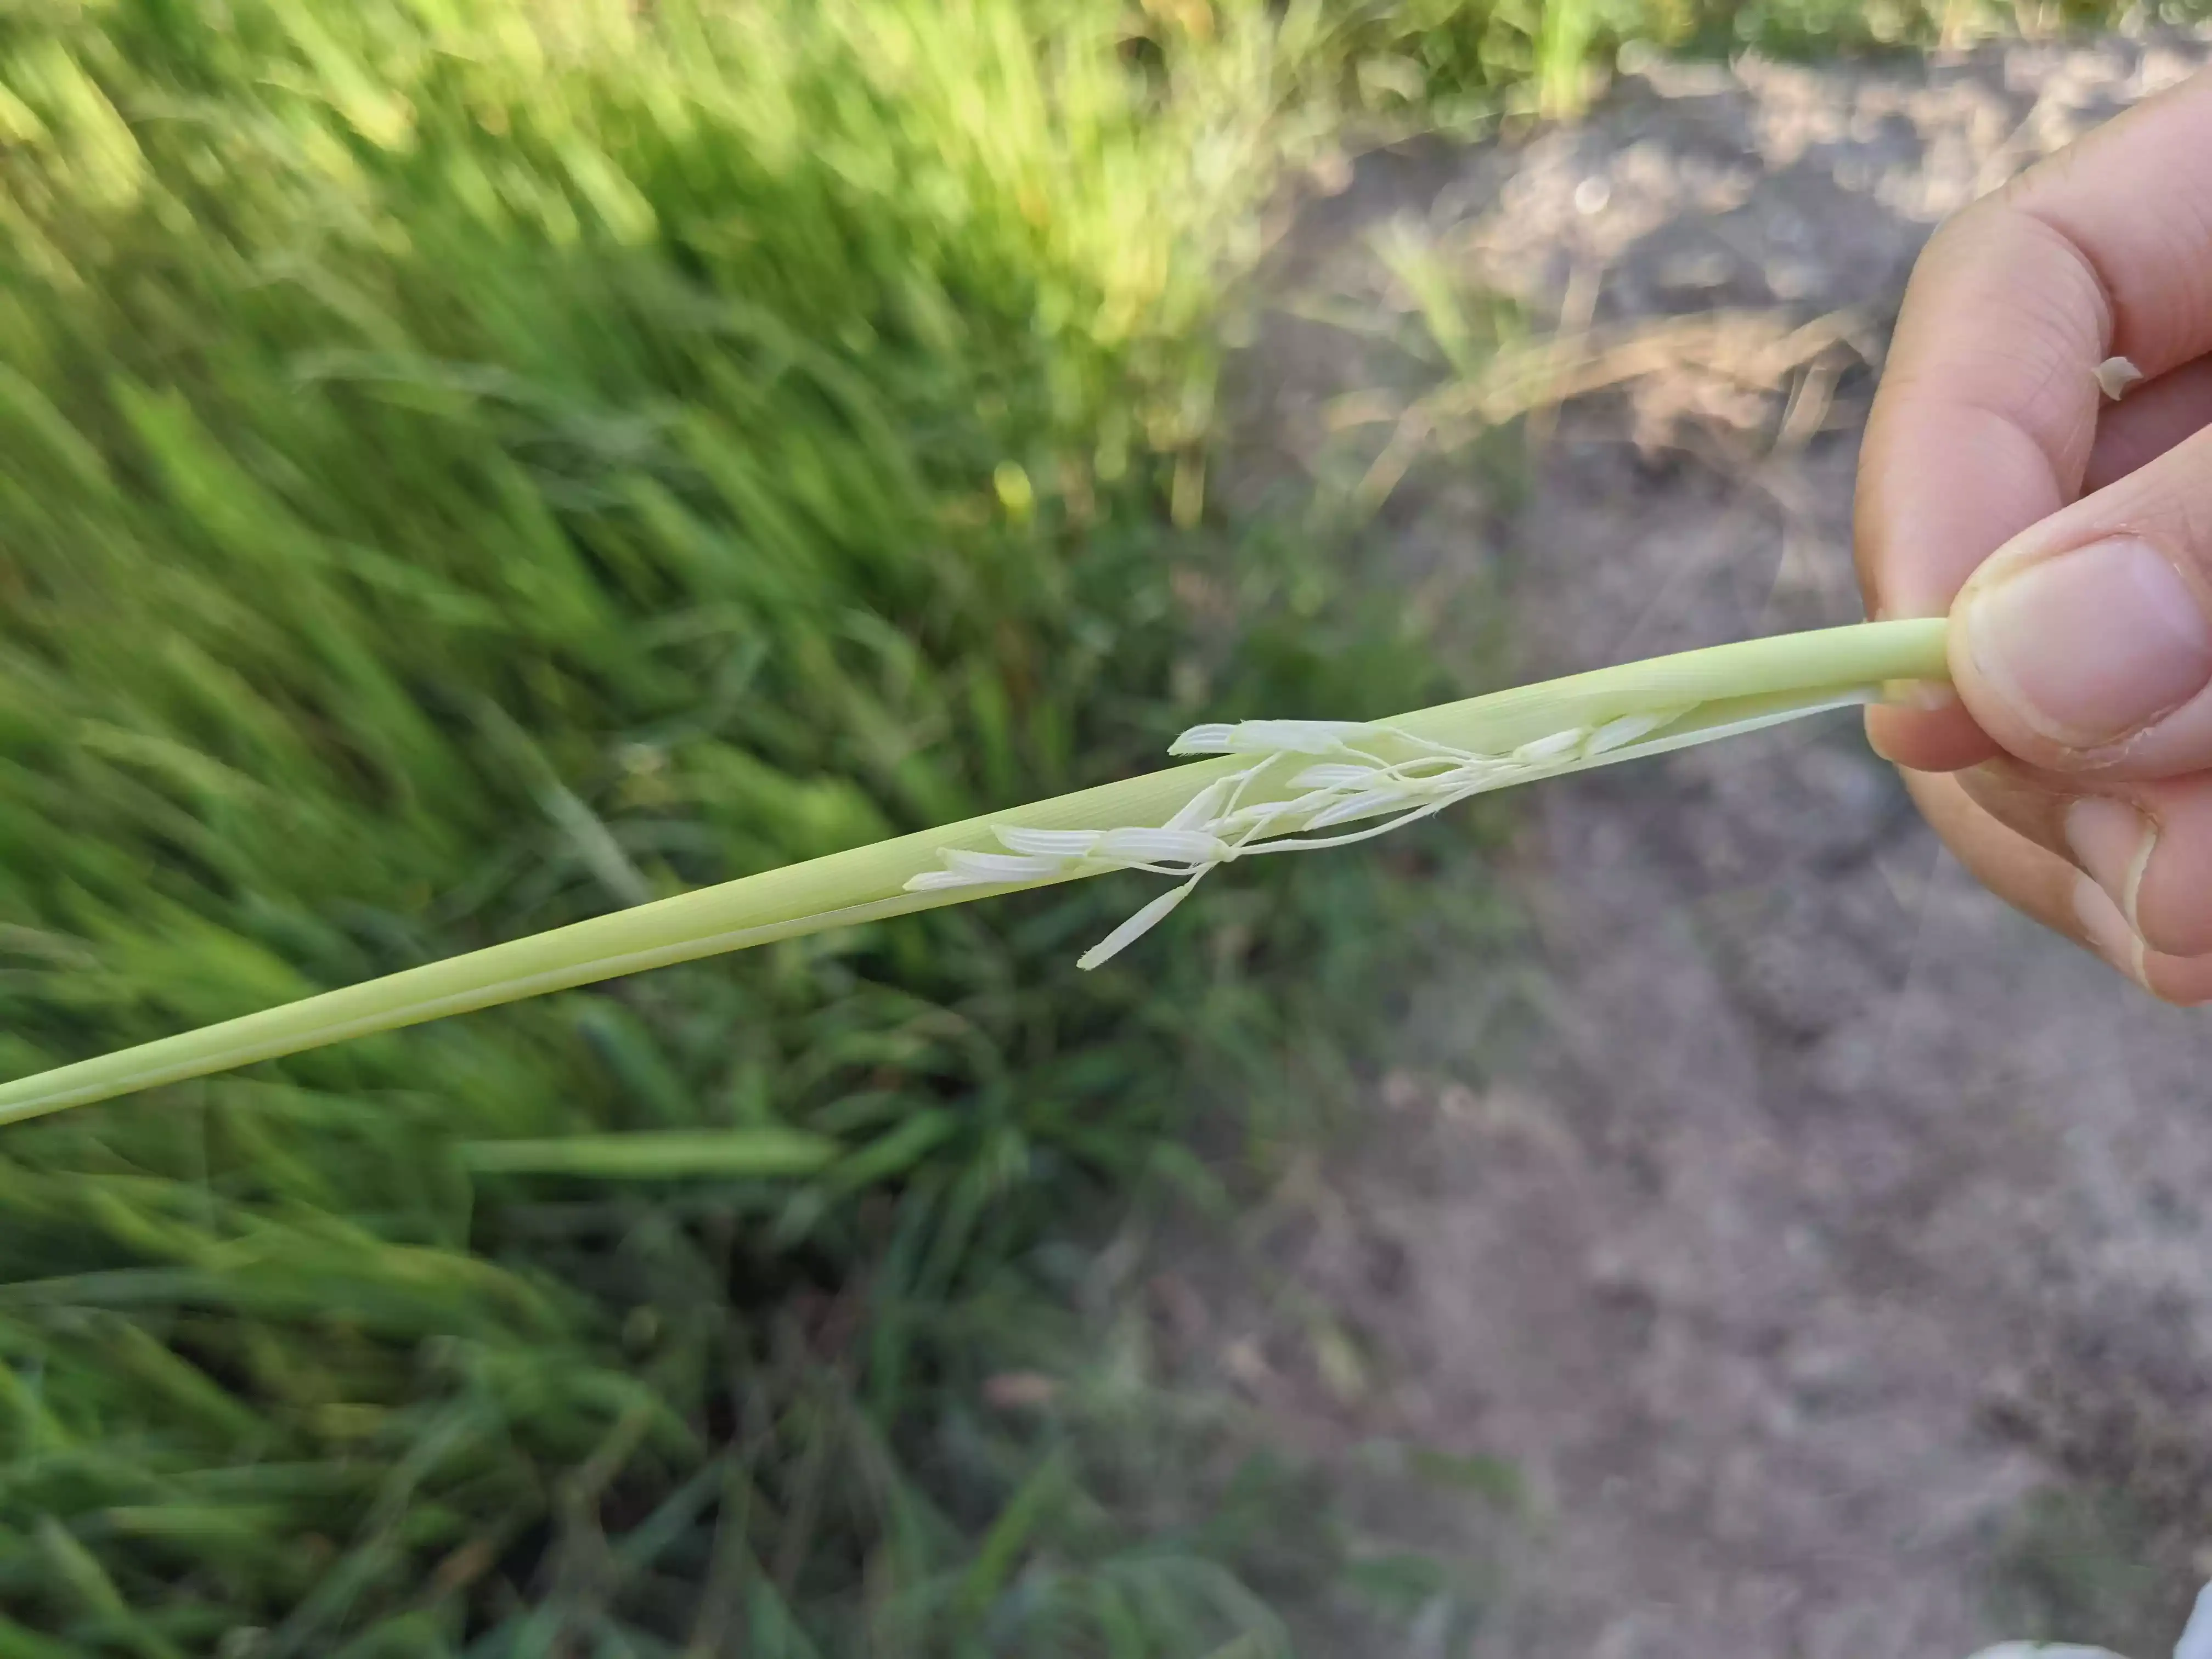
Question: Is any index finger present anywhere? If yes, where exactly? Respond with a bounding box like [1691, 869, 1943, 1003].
[1857, 67, 2212, 766]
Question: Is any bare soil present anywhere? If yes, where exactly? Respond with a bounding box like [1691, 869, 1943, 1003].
[1207, 29, 2212, 1659]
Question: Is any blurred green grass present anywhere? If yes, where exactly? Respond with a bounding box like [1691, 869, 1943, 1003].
[0, 2, 1486, 1651]
[0, 0, 2191, 1653]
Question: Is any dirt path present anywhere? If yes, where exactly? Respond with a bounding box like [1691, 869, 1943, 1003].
[1212, 30, 2212, 1659]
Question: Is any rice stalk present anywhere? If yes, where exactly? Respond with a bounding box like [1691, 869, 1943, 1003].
[0, 619, 1947, 1124]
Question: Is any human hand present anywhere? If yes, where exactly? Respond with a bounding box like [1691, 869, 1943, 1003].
[1857, 65, 2212, 1002]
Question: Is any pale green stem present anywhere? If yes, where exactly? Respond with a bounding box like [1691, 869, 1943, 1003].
[0, 618, 1949, 1124]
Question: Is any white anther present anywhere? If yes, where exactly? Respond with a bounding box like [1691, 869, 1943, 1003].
[1585, 707, 1690, 755]
[1075, 878, 1200, 970]
[1304, 788, 1414, 830]
[1291, 763, 1386, 791]
[1166, 724, 1238, 755]
[994, 827, 1104, 858]
[1165, 777, 1238, 832]
[905, 869, 991, 891]
[1172, 718, 1379, 756]
[943, 850, 1069, 882]
[1510, 727, 1590, 765]
[1092, 827, 1229, 866]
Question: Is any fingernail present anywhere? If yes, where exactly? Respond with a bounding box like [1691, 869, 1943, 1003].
[2063, 797, 2157, 933]
[1880, 677, 1958, 712]
[1961, 537, 2212, 748]
[2074, 873, 2148, 986]
[1904, 681, 1959, 712]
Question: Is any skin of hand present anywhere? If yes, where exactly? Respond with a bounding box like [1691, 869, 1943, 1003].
[1857, 64, 2212, 1003]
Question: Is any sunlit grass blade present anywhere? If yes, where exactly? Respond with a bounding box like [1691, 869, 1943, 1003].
[458, 1128, 842, 1178]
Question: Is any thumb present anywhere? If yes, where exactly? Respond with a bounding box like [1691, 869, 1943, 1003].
[1951, 420, 2212, 778]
